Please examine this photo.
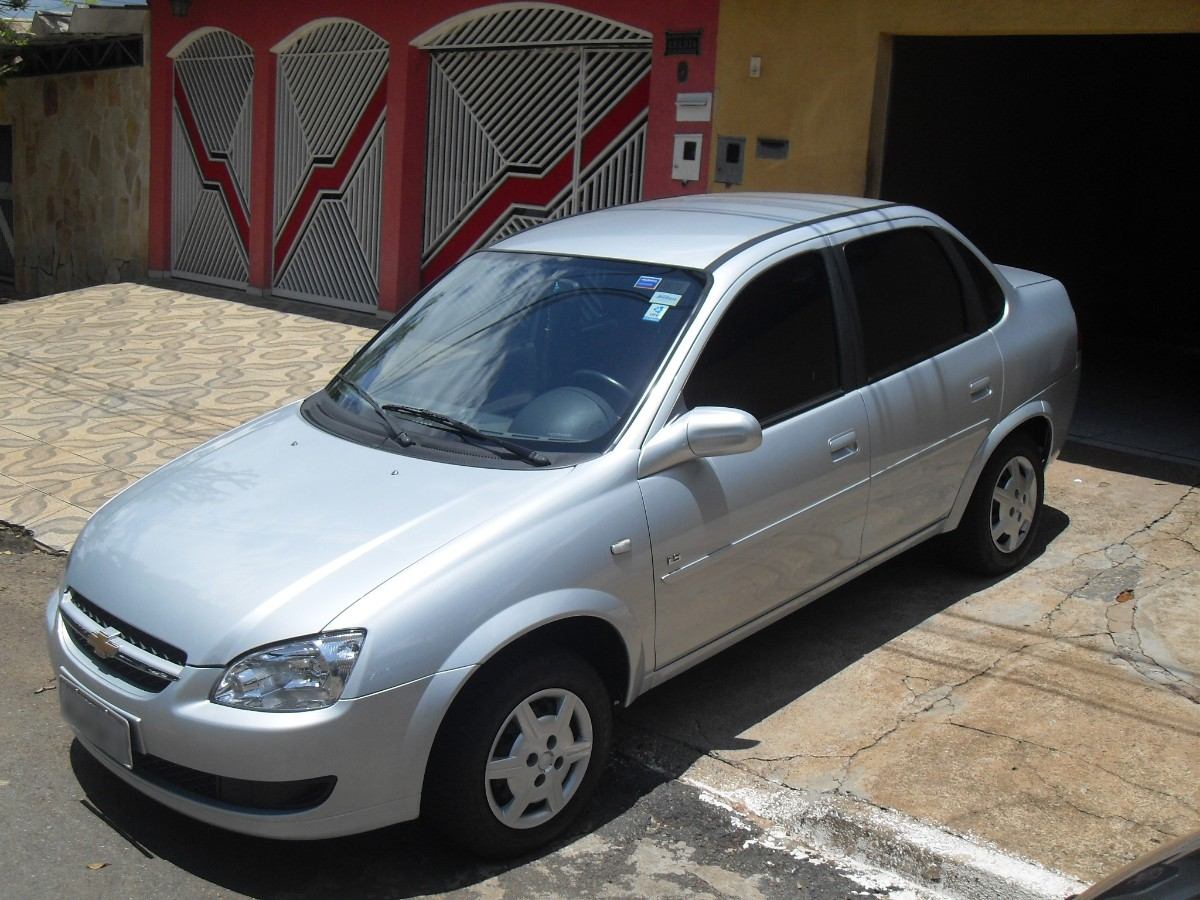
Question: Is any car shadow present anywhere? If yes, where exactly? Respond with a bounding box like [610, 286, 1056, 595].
[71, 507, 1069, 897]
[615, 506, 1070, 760]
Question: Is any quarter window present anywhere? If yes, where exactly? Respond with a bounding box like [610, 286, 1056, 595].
[948, 237, 1006, 326]
[683, 252, 840, 423]
[844, 228, 969, 380]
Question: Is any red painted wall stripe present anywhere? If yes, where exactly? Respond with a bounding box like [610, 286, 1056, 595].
[272, 78, 387, 275]
[173, 76, 250, 250]
[421, 73, 650, 282]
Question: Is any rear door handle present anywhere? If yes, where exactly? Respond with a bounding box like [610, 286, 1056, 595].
[969, 376, 992, 400]
[828, 430, 859, 462]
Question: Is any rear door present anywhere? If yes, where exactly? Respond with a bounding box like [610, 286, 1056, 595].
[639, 247, 871, 667]
[836, 224, 1003, 557]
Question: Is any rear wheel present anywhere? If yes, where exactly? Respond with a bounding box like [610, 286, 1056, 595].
[951, 434, 1044, 575]
[423, 650, 611, 857]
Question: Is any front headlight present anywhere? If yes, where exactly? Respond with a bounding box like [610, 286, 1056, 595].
[211, 630, 366, 712]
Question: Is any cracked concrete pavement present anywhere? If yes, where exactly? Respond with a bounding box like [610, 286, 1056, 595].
[622, 448, 1199, 887]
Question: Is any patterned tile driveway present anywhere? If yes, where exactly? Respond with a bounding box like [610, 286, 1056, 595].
[0, 283, 379, 551]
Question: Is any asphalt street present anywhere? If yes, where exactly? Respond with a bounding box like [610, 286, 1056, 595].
[0, 524, 927, 900]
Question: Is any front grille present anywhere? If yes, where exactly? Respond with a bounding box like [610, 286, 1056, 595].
[62, 589, 186, 693]
[133, 753, 336, 812]
[68, 590, 186, 665]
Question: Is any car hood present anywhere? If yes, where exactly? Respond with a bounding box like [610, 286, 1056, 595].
[66, 404, 572, 666]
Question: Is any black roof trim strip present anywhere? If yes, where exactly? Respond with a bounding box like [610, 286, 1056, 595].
[703, 202, 899, 273]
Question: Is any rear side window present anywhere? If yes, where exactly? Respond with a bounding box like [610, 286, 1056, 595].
[844, 228, 969, 380]
[683, 252, 840, 424]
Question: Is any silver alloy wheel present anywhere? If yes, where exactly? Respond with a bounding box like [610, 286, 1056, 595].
[990, 454, 1037, 553]
[484, 687, 594, 829]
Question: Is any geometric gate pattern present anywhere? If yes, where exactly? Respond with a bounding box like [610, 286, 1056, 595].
[171, 29, 254, 287]
[273, 20, 388, 310]
[420, 7, 652, 282]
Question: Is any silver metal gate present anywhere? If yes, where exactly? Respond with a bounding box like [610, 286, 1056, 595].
[273, 20, 388, 310]
[419, 7, 652, 282]
[171, 30, 254, 288]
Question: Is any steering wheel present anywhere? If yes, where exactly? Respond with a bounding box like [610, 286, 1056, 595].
[569, 369, 633, 408]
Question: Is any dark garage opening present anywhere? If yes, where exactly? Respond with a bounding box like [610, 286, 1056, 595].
[880, 34, 1200, 465]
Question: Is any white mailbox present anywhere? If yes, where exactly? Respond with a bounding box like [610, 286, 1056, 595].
[675, 92, 713, 122]
[672, 134, 703, 183]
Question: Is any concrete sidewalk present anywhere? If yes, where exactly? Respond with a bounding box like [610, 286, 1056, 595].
[2, 283, 1197, 896]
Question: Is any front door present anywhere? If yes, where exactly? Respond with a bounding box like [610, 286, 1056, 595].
[639, 249, 871, 667]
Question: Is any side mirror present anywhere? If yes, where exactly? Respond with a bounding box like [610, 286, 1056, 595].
[638, 407, 762, 478]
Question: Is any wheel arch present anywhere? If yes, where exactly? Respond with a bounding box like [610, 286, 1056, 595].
[944, 402, 1054, 532]
[440, 590, 645, 711]
[396, 592, 643, 820]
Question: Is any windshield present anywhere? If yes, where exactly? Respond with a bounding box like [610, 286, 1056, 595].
[322, 251, 705, 461]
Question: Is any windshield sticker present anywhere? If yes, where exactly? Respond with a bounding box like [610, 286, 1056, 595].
[649, 291, 683, 308]
[643, 303, 669, 322]
[634, 275, 662, 290]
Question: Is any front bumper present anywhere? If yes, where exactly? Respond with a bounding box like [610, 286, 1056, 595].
[46, 588, 472, 839]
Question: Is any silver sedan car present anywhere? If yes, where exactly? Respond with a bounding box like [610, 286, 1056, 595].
[47, 194, 1079, 856]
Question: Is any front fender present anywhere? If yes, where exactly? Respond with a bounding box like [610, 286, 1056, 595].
[388, 590, 646, 806]
[439, 588, 647, 706]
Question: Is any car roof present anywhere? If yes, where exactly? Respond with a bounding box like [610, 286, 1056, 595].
[491, 193, 892, 270]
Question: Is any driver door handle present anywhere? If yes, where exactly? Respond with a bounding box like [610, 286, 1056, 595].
[828, 430, 859, 462]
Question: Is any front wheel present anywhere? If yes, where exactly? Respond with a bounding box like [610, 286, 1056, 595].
[950, 434, 1044, 575]
[423, 650, 612, 858]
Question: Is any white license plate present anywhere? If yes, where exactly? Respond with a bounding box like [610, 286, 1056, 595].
[59, 674, 134, 768]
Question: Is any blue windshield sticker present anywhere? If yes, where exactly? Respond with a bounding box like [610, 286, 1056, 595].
[649, 290, 683, 308]
[635, 275, 662, 290]
[643, 303, 669, 322]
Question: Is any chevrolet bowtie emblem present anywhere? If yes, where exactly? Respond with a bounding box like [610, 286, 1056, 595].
[86, 631, 120, 659]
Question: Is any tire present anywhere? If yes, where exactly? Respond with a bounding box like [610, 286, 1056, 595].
[950, 434, 1045, 575]
[422, 649, 612, 858]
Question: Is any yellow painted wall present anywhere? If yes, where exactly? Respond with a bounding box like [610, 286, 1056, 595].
[710, 0, 1200, 194]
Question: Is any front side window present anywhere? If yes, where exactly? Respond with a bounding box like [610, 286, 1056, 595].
[683, 252, 840, 424]
[844, 228, 970, 380]
[307, 251, 704, 463]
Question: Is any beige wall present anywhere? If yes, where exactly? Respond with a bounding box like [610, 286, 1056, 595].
[710, 0, 1200, 194]
[2, 63, 149, 295]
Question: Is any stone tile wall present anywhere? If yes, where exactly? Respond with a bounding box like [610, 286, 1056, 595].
[0, 63, 149, 295]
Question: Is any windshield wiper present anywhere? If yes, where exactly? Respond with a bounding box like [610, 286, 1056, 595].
[382, 403, 550, 467]
[329, 374, 415, 449]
